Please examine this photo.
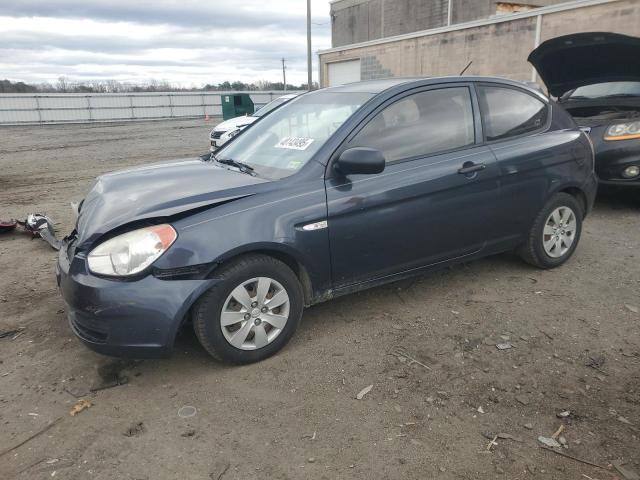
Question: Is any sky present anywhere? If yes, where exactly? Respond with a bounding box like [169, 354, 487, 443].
[0, 0, 332, 87]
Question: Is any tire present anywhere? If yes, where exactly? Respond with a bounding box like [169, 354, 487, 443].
[518, 193, 583, 269]
[193, 254, 304, 364]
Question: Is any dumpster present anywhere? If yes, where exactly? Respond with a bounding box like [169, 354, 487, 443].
[221, 94, 254, 120]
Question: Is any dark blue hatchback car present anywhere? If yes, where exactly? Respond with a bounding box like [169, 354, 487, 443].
[57, 76, 598, 364]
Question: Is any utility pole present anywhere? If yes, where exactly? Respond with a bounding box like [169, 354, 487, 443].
[282, 58, 287, 91]
[306, 0, 312, 90]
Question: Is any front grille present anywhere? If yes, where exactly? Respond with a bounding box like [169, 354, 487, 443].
[70, 313, 108, 344]
[212, 130, 225, 139]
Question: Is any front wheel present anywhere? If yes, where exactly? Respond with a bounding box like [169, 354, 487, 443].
[193, 254, 304, 364]
[519, 193, 583, 269]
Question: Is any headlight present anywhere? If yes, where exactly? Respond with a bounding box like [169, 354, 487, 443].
[622, 165, 640, 178]
[227, 129, 241, 139]
[87, 224, 177, 277]
[605, 121, 640, 141]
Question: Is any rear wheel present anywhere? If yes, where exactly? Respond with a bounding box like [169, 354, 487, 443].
[193, 254, 304, 364]
[519, 193, 583, 269]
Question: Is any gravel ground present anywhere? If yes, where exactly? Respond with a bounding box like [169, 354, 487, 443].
[1, 119, 639, 480]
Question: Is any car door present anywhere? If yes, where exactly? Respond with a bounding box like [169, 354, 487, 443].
[324, 84, 501, 289]
[475, 84, 581, 244]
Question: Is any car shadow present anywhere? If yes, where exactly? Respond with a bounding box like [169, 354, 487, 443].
[595, 187, 640, 211]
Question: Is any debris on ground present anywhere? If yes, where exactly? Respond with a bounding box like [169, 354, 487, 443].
[497, 432, 523, 443]
[496, 343, 513, 350]
[0, 327, 25, 339]
[0, 219, 18, 233]
[551, 424, 565, 439]
[524, 423, 533, 430]
[181, 429, 196, 437]
[486, 434, 498, 451]
[624, 304, 639, 314]
[123, 422, 146, 437]
[89, 376, 129, 392]
[612, 460, 640, 480]
[515, 395, 529, 405]
[389, 346, 432, 370]
[538, 436, 561, 448]
[0, 417, 64, 458]
[583, 352, 606, 370]
[209, 462, 230, 480]
[178, 405, 197, 418]
[16, 213, 61, 250]
[557, 410, 571, 419]
[356, 385, 373, 400]
[539, 445, 609, 471]
[69, 399, 92, 416]
[618, 416, 632, 425]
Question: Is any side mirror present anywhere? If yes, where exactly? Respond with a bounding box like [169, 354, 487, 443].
[334, 147, 385, 176]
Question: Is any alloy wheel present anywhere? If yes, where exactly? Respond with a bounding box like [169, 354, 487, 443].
[220, 277, 290, 350]
[542, 206, 577, 258]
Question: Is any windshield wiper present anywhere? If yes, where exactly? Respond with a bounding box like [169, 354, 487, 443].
[216, 157, 256, 176]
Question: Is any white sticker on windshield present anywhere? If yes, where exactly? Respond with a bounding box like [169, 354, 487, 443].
[275, 137, 314, 151]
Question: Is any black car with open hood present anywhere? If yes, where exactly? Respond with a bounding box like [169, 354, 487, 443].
[529, 32, 640, 187]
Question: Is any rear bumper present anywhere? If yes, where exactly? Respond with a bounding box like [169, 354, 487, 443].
[56, 240, 218, 358]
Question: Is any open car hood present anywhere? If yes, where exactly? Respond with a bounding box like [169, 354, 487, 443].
[528, 32, 640, 97]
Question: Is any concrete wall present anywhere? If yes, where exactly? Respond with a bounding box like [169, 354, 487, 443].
[0, 91, 301, 126]
[450, 0, 494, 24]
[331, 0, 449, 47]
[320, 0, 640, 87]
[330, 0, 569, 47]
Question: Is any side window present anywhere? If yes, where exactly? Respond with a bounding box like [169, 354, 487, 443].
[350, 87, 475, 163]
[477, 86, 548, 141]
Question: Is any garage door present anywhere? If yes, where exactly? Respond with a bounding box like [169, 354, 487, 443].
[327, 59, 361, 86]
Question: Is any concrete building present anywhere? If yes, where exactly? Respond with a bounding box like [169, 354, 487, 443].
[330, 0, 568, 47]
[319, 0, 640, 87]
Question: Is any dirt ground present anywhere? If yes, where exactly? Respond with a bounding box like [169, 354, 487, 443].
[1, 119, 639, 480]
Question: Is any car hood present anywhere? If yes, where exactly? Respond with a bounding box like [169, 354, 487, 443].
[528, 32, 640, 97]
[212, 115, 256, 132]
[76, 158, 267, 246]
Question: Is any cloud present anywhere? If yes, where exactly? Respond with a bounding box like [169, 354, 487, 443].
[1, 0, 328, 29]
[0, 0, 331, 86]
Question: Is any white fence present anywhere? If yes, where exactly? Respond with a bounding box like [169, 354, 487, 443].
[0, 91, 301, 125]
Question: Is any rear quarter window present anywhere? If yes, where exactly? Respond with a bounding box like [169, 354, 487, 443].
[478, 86, 549, 141]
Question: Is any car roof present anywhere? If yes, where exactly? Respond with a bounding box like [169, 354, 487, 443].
[324, 76, 547, 99]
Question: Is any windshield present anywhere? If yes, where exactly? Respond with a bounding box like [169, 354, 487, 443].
[565, 82, 640, 100]
[253, 96, 292, 117]
[216, 91, 373, 180]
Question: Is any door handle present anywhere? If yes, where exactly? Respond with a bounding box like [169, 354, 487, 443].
[458, 162, 486, 175]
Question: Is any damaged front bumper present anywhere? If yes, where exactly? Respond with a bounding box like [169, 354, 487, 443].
[55, 236, 219, 358]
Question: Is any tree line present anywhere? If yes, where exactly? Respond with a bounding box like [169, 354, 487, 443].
[0, 78, 317, 94]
